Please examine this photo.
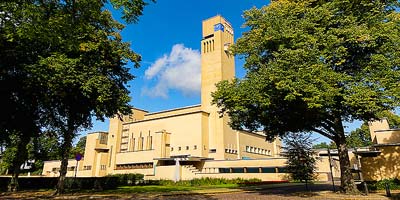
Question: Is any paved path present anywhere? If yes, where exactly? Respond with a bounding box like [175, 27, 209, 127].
[1, 183, 398, 199]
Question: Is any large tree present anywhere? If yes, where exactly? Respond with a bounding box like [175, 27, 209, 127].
[213, 0, 400, 193]
[1, 0, 153, 194]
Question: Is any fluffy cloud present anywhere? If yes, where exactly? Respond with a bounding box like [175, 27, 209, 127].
[142, 44, 201, 98]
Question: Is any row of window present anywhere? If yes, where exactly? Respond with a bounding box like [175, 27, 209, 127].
[245, 146, 272, 156]
[171, 145, 198, 152]
[218, 167, 287, 173]
[116, 162, 153, 170]
[83, 165, 92, 170]
[203, 39, 215, 53]
[120, 132, 153, 153]
[225, 149, 238, 154]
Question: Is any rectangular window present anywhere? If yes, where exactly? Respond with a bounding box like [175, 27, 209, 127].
[261, 167, 275, 173]
[246, 167, 260, 173]
[140, 137, 144, 150]
[149, 136, 153, 149]
[209, 149, 216, 153]
[186, 146, 189, 150]
[219, 168, 230, 173]
[277, 167, 287, 173]
[193, 145, 197, 150]
[232, 168, 245, 173]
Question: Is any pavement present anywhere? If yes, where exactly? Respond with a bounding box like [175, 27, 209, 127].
[0, 182, 399, 199]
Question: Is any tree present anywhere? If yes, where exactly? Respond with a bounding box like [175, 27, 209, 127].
[313, 141, 336, 149]
[346, 111, 400, 147]
[1, 0, 153, 194]
[69, 136, 87, 159]
[346, 123, 371, 148]
[283, 133, 317, 189]
[212, 0, 400, 193]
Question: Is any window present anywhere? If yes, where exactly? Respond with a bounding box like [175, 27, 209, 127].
[67, 166, 75, 171]
[261, 167, 275, 173]
[186, 146, 189, 150]
[247, 167, 260, 173]
[99, 133, 108, 144]
[277, 167, 287, 173]
[219, 168, 230, 173]
[140, 137, 144, 150]
[232, 168, 245, 173]
[171, 147, 174, 151]
[209, 149, 216, 153]
[149, 136, 153, 149]
[194, 145, 197, 150]
[178, 147, 181, 151]
[83, 166, 92, 170]
[101, 165, 106, 170]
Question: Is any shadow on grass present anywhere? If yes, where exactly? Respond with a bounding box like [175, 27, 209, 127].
[238, 182, 338, 198]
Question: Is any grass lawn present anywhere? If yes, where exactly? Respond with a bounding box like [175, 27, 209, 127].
[100, 184, 240, 194]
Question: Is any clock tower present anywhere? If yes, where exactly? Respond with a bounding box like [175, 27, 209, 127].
[201, 15, 235, 159]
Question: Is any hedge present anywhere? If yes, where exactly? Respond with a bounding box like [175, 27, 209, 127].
[0, 176, 119, 191]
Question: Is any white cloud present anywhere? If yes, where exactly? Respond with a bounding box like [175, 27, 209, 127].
[142, 44, 201, 98]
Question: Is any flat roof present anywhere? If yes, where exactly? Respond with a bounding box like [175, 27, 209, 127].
[145, 104, 201, 116]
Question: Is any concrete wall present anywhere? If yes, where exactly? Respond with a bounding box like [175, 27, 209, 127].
[361, 146, 400, 181]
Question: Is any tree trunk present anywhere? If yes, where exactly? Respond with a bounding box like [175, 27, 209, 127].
[55, 129, 73, 195]
[333, 118, 358, 194]
[8, 164, 20, 192]
[8, 135, 29, 192]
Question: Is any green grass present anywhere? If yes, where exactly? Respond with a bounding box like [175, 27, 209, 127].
[101, 183, 239, 194]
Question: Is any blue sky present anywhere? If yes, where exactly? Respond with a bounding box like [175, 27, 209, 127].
[77, 0, 364, 144]
[78, 0, 270, 138]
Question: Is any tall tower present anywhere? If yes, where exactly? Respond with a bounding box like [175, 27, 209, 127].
[201, 15, 235, 159]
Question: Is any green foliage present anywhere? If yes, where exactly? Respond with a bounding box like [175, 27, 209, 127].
[0, 177, 119, 192]
[367, 178, 400, 190]
[1, 0, 153, 193]
[378, 111, 400, 129]
[346, 111, 400, 148]
[155, 178, 262, 186]
[106, 173, 145, 186]
[212, 0, 400, 193]
[69, 136, 86, 159]
[346, 123, 372, 148]
[313, 141, 337, 149]
[283, 133, 317, 182]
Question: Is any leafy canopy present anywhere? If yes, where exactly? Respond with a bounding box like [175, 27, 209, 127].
[213, 0, 400, 140]
[283, 133, 317, 182]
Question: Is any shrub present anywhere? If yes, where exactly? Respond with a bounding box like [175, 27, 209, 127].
[0, 176, 119, 191]
[367, 178, 400, 191]
[153, 177, 262, 186]
[105, 173, 144, 186]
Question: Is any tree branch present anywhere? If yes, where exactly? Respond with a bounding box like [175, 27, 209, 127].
[311, 128, 334, 140]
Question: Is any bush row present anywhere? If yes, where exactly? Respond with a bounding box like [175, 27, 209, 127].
[367, 178, 400, 190]
[0, 173, 145, 191]
[152, 177, 262, 186]
[105, 173, 144, 186]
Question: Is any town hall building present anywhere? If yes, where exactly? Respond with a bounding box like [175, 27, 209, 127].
[43, 15, 400, 183]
